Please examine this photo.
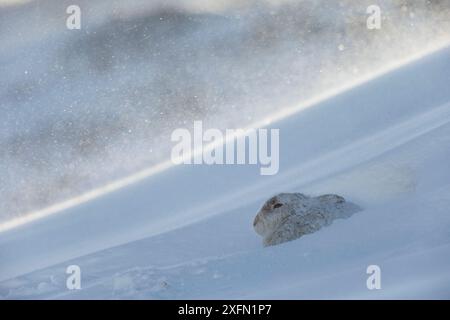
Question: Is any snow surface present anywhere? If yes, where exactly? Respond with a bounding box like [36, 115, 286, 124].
[1, 45, 450, 299]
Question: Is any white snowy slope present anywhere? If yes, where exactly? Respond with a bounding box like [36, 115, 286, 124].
[1, 46, 450, 299]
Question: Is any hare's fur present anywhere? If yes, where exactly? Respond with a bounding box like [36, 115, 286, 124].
[253, 193, 360, 246]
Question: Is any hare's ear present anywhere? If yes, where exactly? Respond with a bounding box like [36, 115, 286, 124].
[294, 193, 308, 201]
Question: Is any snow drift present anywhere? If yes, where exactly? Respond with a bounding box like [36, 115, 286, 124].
[1, 43, 450, 299]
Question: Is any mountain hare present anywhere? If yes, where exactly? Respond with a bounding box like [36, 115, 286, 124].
[253, 193, 361, 246]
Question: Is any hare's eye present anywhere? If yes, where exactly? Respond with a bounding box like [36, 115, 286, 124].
[273, 203, 283, 209]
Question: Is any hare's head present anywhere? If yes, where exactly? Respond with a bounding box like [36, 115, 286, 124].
[253, 193, 307, 236]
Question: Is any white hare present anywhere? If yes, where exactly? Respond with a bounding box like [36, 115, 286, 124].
[253, 193, 361, 246]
